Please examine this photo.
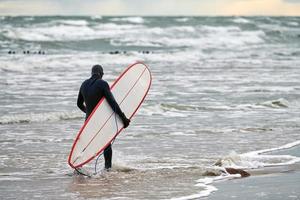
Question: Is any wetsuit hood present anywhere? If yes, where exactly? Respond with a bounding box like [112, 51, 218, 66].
[91, 64, 104, 78]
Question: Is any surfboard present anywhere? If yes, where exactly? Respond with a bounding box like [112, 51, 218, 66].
[68, 62, 152, 169]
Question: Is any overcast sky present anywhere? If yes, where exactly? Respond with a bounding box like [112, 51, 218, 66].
[0, 0, 299, 16]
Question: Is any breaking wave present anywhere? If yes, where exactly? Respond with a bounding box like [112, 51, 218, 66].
[214, 141, 300, 169]
[258, 98, 289, 108]
[110, 17, 145, 24]
[0, 111, 83, 124]
[1, 20, 265, 49]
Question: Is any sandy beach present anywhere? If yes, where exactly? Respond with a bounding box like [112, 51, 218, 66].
[206, 145, 300, 200]
[208, 168, 300, 200]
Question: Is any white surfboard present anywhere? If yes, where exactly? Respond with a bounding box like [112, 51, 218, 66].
[68, 62, 152, 168]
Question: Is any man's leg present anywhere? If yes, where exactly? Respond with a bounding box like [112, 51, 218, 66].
[104, 144, 112, 169]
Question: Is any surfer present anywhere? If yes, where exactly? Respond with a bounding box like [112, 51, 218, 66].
[77, 64, 130, 170]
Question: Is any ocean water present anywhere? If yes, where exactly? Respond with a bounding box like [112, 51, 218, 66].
[0, 16, 300, 200]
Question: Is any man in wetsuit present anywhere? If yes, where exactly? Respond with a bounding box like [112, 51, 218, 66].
[77, 64, 130, 170]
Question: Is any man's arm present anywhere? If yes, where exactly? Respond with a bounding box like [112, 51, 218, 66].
[77, 90, 86, 113]
[102, 81, 130, 128]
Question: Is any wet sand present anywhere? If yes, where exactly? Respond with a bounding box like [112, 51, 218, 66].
[206, 161, 300, 199]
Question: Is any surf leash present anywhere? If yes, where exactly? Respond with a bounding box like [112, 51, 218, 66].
[74, 167, 92, 177]
[75, 103, 119, 176]
[94, 104, 119, 175]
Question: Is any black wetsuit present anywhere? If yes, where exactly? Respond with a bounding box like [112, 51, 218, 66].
[77, 74, 126, 169]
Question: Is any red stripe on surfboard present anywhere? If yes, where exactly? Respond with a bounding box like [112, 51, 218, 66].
[68, 62, 152, 168]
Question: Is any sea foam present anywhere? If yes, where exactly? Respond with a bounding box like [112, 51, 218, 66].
[110, 17, 145, 24]
[216, 141, 300, 169]
[0, 111, 83, 124]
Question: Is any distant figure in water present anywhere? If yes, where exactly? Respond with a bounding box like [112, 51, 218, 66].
[8, 50, 46, 55]
[8, 50, 15, 54]
[77, 64, 130, 170]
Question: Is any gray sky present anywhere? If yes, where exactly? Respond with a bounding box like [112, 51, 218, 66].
[0, 0, 300, 16]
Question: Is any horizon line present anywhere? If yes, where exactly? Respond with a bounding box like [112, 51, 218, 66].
[1, 14, 300, 17]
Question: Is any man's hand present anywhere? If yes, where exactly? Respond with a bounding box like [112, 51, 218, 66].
[120, 112, 130, 128]
[122, 117, 130, 128]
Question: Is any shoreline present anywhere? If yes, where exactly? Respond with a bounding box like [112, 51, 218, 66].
[205, 145, 300, 200]
[206, 164, 300, 200]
